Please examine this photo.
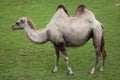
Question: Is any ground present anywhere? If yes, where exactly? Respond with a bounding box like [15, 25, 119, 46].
[0, 0, 120, 80]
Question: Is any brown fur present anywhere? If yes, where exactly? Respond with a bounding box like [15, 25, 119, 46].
[76, 4, 86, 12]
[56, 4, 70, 16]
[74, 4, 86, 16]
[27, 18, 35, 29]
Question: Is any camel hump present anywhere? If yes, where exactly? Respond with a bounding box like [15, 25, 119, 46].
[57, 4, 65, 9]
[56, 4, 70, 16]
[77, 4, 86, 12]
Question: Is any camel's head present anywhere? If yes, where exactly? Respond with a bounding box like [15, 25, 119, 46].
[12, 17, 27, 30]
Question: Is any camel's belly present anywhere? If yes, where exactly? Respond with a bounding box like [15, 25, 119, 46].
[64, 36, 91, 47]
[63, 29, 92, 47]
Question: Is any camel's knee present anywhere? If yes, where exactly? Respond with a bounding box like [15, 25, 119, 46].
[96, 47, 101, 57]
[64, 56, 68, 62]
[103, 50, 107, 58]
[101, 49, 107, 60]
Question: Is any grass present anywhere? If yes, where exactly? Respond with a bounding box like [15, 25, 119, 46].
[0, 0, 120, 80]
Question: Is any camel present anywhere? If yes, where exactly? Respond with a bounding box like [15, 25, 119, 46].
[74, 4, 95, 18]
[12, 4, 107, 75]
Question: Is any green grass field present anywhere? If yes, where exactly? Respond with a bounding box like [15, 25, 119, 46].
[0, 0, 120, 80]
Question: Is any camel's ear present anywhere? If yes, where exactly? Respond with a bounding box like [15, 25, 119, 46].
[21, 19, 25, 23]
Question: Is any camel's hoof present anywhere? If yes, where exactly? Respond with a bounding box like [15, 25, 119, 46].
[88, 71, 95, 75]
[66, 71, 74, 76]
[99, 68, 104, 72]
[51, 69, 58, 73]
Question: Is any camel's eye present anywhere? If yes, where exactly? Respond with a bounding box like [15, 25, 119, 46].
[21, 19, 24, 23]
[16, 22, 20, 26]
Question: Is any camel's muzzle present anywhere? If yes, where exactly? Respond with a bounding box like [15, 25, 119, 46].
[12, 25, 16, 31]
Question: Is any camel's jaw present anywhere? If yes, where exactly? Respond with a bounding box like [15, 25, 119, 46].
[12, 25, 16, 31]
[12, 25, 24, 31]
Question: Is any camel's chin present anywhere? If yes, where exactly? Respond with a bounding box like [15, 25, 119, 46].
[12, 27, 23, 31]
[12, 28, 17, 31]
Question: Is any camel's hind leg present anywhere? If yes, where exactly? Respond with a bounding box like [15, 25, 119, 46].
[89, 23, 108, 75]
[89, 39, 101, 75]
[89, 27, 103, 75]
[99, 36, 107, 72]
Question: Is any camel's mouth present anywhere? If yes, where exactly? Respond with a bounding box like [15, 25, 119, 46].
[12, 25, 16, 31]
[12, 25, 23, 31]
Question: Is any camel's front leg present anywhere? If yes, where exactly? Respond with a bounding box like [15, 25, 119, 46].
[59, 43, 73, 75]
[52, 44, 60, 73]
[61, 50, 73, 75]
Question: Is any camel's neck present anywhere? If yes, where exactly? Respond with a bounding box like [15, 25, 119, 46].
[24, 23, 48, 44]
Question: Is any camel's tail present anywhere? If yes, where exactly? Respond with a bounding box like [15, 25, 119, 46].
[100, 25, 107, 67]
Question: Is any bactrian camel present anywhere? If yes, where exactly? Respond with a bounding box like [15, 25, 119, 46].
[12, 4, 107, 75]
